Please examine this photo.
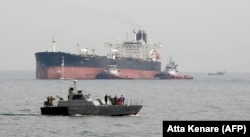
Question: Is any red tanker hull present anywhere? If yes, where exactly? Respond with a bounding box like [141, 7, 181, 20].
[36, 66, 158, 79]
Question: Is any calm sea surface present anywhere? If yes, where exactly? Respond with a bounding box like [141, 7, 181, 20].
[0, 71, 250, 137]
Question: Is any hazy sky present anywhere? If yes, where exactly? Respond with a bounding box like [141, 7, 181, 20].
[0, 0, 250, 72]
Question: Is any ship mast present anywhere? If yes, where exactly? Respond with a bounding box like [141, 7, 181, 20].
[52, 37, 56, 52]
[133, 29, 137, 42]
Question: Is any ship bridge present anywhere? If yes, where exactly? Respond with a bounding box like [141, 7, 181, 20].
[105, 30, 162, 61]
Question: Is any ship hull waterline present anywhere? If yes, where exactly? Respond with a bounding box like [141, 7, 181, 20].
[36, 66, 159, 79]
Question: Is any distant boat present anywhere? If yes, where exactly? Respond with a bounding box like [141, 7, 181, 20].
[208, 71, 226, 75]
[155, 57, 193, 80]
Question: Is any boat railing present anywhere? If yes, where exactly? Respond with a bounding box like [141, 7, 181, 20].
[125, 99, 143, 106]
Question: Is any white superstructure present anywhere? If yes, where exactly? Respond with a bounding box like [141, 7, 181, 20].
[105, 30, 162, 61]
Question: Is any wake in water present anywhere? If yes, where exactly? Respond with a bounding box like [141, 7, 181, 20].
[0, 113, 40, 116]
[70, 114, 141, 117]
[0, 109, 40, 116]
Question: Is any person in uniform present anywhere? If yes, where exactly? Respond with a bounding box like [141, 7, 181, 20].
[120, 95, 125, 105]
[104, 94, 108, 105]
[114, 95, 117, 105]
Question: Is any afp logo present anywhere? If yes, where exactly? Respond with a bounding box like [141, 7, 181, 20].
[222, 125, 246, 134]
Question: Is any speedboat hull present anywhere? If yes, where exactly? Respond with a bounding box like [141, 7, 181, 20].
[41, 107, 68, 115]
[41, 105, 142, 116]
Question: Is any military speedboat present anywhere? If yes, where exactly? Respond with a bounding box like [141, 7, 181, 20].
[41, 80, 142, 116]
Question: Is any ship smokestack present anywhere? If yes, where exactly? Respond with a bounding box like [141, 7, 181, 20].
[136, 30, 147, 44]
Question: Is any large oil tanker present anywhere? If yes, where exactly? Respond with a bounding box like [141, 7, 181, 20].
[35, 30, 162, 79]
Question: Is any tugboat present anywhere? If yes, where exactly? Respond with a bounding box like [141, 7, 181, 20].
[96, 64, 133, 79]
[41, 80, 142, 116]
[155, 57, 193, 79]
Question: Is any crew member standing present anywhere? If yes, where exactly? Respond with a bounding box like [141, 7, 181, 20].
[120, 95, 125, 105]
[104, 94, 108, 105]
[114, 95, 117, 105]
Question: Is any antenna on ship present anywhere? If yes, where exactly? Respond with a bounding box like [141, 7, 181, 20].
[73, 80, 77, 90]
[141, 30, 144, 42]
[92, 49, 95, 56]
[61, 56, 64, 79]
[126, 32, 129, 41]
[77, 43, 80, 54]
[52, 36, 56, 52]
[133, 29, 138, 42]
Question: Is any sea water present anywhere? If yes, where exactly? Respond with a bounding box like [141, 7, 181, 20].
[0, 71, 250, 137]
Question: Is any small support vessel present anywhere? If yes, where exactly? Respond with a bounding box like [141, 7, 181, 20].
[41, 80, 142, 116]
[155, 57, 193, 79]
[96, 64, 133, 79]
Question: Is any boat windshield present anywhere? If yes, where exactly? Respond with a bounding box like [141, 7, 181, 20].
[72, 95, 83, 100]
